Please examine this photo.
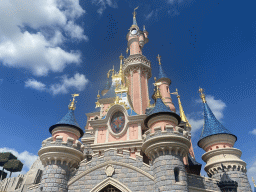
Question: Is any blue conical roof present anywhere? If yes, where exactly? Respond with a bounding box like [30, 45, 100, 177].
[147, 98, 172, 116]
[157, 64, 171, 84]
[144, 97, 181, 127]
[49, 109, 84, 137]
[56, 109, 80, 127]
[198, 102, 236, 142]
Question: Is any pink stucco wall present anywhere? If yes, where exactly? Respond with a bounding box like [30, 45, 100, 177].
[129, 124, 138, 140]
[206, 143, 233, 152]
[130, 152, 136, 158]
[150, 121, 176, 133]
[108, 132, 127, 142]
[97, 128, 106, 143]
[52, 131, 78, 144]
[159, 83, 176, 112]
[133, 71, 141, 114]
[141, 72, 149, 114]
[128, 35, 142, 55]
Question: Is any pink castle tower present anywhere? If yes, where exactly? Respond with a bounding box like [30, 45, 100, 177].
[123, 7, 151, 115]
[154, 54, 176, 112]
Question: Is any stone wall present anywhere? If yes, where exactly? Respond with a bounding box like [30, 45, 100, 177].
[212, 170, 252, 192]
[68, 148, 154, 192]
[188, 173, 221, 192]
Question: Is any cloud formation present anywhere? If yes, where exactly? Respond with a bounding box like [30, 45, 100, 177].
[0, 0, 87, 76]
[0, 147, 38, 177]
[188, 95, 226, 134]
[91, 0, 118, 15]
[249, 129, 256, 135]
[25, 73, 89, 95]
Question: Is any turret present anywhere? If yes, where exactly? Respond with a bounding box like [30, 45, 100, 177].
[198, 88, 252, 192]
[123, 8, 151, 115]
[155, 54, 176, 112]
[142, 87, 190, 191]
[38, 94, 84, 192]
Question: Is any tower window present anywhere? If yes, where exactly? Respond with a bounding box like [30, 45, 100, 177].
[174, 167, 179, 182]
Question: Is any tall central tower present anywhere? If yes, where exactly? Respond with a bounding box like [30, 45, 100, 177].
[123, 7, 151, 115]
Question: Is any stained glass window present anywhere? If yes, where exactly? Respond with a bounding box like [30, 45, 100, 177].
[110, 111, 125, 134]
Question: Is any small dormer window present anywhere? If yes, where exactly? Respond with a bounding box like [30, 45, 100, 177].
[131, 28, 137, 35]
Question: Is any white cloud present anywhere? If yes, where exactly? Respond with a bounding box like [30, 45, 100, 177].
[0, 147, 38, 177]
[0, 0, 87, 76]
[188, 95, 226, 134]
[92, 0, 118, 15]
[65, 21, 88, 40]
[25, 73, 89, 95]
[50, 73, 89, 95]
[25, 79, 46, 91]
[249, 129, 256, 135]
[145, 11, 154, 20]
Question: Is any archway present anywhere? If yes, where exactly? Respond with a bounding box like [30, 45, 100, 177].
[90, 177, 132, 192]
[99, 184, 121, 192]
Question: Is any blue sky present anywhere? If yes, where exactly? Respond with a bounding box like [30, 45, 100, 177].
[0, 0, 256, 188]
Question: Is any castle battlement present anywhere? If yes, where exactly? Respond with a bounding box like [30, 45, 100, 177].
[41, 136, 84, 152]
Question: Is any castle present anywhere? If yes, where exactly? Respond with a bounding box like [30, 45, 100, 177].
[0, 8, 253, 192]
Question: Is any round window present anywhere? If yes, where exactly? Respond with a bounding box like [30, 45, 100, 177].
[110, 111, 125, 134]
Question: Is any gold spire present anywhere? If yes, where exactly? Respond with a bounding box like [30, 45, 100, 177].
[174, 89, 191, 128]
[68, 94, 79, 110]
[199, 87, 206, 103]
[252, 177, 256, 187]
[157, 54, 161, 65]
[95, 90, 101, 108]
[133, 6, 139, 18]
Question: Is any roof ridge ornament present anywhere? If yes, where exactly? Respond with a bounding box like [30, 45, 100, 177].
[68, 94, 79, 110]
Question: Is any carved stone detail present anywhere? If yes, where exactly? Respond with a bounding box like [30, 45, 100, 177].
[105, 164, 115, 177]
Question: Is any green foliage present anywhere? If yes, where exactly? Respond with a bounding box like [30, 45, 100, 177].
[0, 152, 17, 166]
[3, 159, 23, 172]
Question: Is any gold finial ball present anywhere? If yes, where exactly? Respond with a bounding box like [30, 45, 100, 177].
[199, 87, 204, 93]
[119, 53, 124, 60]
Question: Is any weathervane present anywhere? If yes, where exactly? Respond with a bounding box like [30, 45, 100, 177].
[133, 6, 139, 18]
[69, 94, 79, 110]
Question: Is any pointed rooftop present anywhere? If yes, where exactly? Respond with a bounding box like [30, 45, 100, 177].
[156, 54, 171, 85]
[145, 87, 180, 127]
[131, 7, 139, 28]
[176, 89, 191, 128]
[49, 94, 84, 137]
[198, 88, 236, 142]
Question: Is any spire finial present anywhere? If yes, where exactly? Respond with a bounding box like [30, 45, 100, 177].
[68, 94, 79, 110]
[97, 90, 100, 98]
[157, 54, 161, 65]
[171, 88, 191, 127]
[143, 25, 146, 31]
[252, 177, 256, 187]
[199, 87, 206, 103]
[133, 6, 139, 18]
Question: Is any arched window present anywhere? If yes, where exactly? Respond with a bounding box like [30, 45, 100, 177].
[174, 167, 179, 182]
